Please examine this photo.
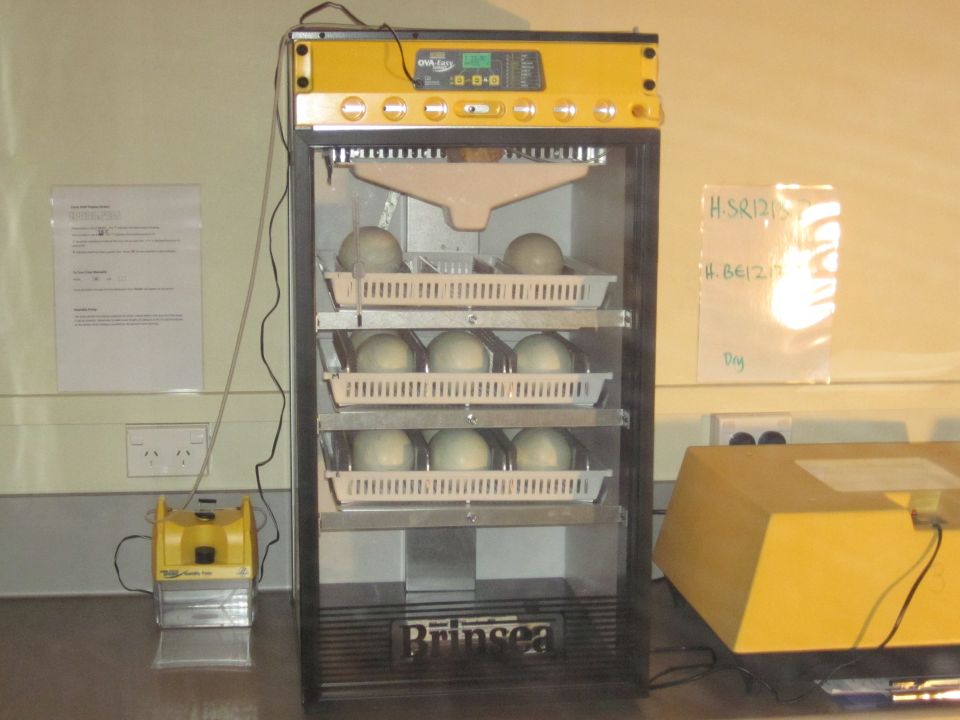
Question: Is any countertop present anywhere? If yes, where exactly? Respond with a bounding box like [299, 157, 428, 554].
[3, 583, 958, 720]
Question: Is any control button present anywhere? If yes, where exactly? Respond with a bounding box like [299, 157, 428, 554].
[471, 74, 483, 86]
[489, 74, 501, 87]
[593, 100, 616, 122]
[454, 75, 465, 86]
[423, 97, 448, 121]
[453, 100, 506, 118]
[512, 99, 536, 121]
[340, 96, 366, 121]
[553, 100, 576, 122]
[382, 96, 407, 121]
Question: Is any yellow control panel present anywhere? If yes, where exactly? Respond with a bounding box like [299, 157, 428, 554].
[291, 31, 661, 129]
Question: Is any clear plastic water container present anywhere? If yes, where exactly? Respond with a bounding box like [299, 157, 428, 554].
[154, 579, 256, 629]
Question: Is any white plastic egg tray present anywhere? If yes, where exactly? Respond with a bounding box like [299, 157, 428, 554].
[326, 469, 610, 505]
[322, 371, 612, 406]
[323, 254, 615, 309]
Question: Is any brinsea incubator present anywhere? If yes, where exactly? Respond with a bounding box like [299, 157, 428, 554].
[287, 27, 662, 708]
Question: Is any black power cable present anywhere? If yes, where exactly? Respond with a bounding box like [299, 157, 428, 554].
[111, 14, 291, 593]
[377, 23, 421, 88]
[251, 163, 289, 585]
[651, 522, 945, 703]
[649, 645, 719, 690]
[297, 2, 421, 88]
[778, 521, 946, 703]
[299, 1, 367, 25]
[876, 522, 944, 650]
[113, 534, 152, 595]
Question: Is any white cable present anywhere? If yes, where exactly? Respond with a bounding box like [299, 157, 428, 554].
[181, 33, 290, 509]
[253, 506, 270, 532]
[181, 14, 383, 508]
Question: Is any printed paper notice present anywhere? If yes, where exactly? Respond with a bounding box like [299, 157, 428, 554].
[53, 185, 203, 392]
[698, 185, 840, 384]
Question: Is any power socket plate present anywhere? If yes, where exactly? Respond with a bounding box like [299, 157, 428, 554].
[126, 424, 208, 478]
[710, 413, 792, 446]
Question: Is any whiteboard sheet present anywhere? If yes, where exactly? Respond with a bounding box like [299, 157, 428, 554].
[52, 185, 203, 392]
[698, 185, 840, 384]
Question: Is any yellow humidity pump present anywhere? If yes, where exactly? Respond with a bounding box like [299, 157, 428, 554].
[152, 496, 258, 628]
[655, 442, 960, 654]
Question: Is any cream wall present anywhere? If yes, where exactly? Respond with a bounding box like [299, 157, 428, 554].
[490, 0, 960, 485]
[2, 0, 959, 503]
[1, 1, 303, 494]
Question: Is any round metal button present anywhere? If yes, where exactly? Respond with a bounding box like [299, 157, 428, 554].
[553, 100, 576, 122]
[593, 100, 616, 122]
[513, 98, 536, 121]
[423, 97, 448, 121]
[340, 96, 366, 121]
[382, 96, 407, 121]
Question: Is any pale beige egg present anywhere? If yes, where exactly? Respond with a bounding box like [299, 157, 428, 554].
[515, 333, 574, 373]
[350, 329, 400, 349]
[427, 331, 490, 373]
[356, 333, 415, 373]
[352, 430, 415, 471]
[503, 233, 564, 275]
[429, 429, 491, 471]
[338, 226, 403, 273]
[513, 428, 573, 471]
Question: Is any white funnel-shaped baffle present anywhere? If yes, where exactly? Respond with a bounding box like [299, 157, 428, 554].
[350, 163, 590, 231]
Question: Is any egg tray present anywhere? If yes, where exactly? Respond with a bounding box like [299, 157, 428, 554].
[322, 430, 609, 505]
[329, 471, 608, 505]
[322, 253, 615, 309]
[324, 372, 612, 407]
[322, 329, 611, 407]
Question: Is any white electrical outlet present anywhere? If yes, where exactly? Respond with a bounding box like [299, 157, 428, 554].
[710, 413, 792, 446]
[126, 424, 209, 478]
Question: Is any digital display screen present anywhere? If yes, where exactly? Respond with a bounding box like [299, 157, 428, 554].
[414, 50, 543, 91]
[462, 52, 492, 69]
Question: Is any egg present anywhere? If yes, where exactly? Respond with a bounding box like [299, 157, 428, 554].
[351, 430, 415, 471]
[515, 333, 575, 373]
[337, 226, 403, 273]
[427, 331, 490, 373]
[356, 333, 415, 373]
[503, 233, 565, 275]
[513, 428, 573, 471]
[429, 429, 491, 471]
[350, 329, 400, 349]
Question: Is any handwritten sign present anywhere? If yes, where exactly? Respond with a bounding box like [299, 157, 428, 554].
[697, 185, 840, 383]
